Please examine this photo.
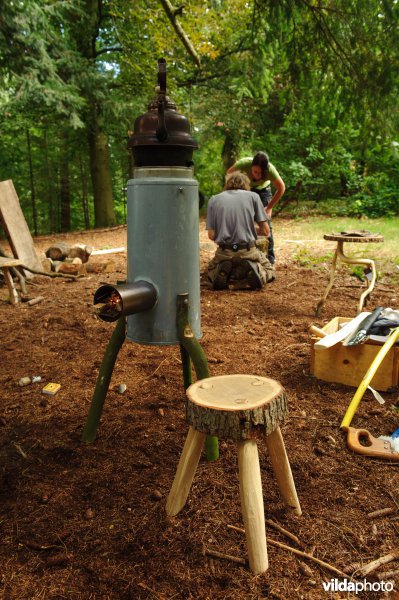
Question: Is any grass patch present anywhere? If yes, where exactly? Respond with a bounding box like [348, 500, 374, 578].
[292, 248, 333, 268]
[276, 214, 399, 263]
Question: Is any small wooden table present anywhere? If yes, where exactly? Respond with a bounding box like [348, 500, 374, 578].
[166, 374, 301, 574]
[0, 257, 23, 306]
[316, 233, 384, 316]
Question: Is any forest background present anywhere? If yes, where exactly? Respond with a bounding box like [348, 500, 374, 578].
[0, 0, 398, 236]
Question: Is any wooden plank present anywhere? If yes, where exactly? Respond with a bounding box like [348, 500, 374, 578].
[0, 257, 23, 268]
[314, 312, 370, 348]
[0, 180, 42, 277]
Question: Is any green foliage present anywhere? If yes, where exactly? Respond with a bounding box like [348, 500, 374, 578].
[194, 135, 225, 199]
[347, 142, 399, 217]
[349, 175, 399, 217]
[292, 248, 333, 268]
[1, 0, 399, 233]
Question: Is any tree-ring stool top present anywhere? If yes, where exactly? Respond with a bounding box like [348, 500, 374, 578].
[186, 374, 289, 441]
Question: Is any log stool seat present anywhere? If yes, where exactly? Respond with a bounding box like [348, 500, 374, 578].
[166, 374, 301, 574]
[0, 257, 23, 306]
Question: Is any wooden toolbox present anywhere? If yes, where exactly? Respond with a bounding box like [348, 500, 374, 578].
[310, 317, 399, 391]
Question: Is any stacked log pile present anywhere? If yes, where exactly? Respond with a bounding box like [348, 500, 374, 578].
[43, 243, 118, 275]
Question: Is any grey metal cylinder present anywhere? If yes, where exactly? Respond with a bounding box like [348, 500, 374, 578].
[126, 167, 201, 345]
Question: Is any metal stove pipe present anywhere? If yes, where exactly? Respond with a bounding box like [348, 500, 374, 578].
[94, 281, 157, 322]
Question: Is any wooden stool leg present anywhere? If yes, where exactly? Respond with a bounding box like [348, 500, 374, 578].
[237, 439, 268, 574]
[3, 267, 19, 306]
[266, 426, 302, 516]
[336, 243, 377, 314]
[358, 259, 376, 313]
[315, 245, 338, 316]
[166, 426, 205, 517]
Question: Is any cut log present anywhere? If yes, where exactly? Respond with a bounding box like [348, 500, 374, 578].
[40, 257, 53, 272]
[26, 296, 45, 306]
[86, 260, 115, 274]
[64, 257, 82, 265]
[55, 262, 86, 276]
[68, 243, 93, 264]
[186, 374, 288, 441]
[45, 243, 70, 261]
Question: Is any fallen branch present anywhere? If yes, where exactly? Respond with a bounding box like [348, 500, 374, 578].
[204, 548, 247, 566]
[229, 521, 304, 548]
[265, 519, 304, 548]
[138, 581, 167, 600]
[19, 540, 61, 551]
[91, 247, 125, 256]
[377, 568, 399, 581]
[227, 524, 349, 578]
[268, 539, 350, 578]
[13, 442, 28, 459]
[367, 507, 396, 519]
[351, 551, 399, 577]
[19, 264, 79, 280]
[26, 296, 45, 307]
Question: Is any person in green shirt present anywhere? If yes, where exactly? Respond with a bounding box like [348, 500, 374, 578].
[227, 151, 285, 264]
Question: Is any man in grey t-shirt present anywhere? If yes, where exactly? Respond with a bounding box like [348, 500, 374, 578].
[206, 172, 275, 290]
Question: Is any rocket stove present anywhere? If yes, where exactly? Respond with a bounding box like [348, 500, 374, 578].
[94, 58, 201, 343]
[84, 59, 210, 446]
[85, 62, 302, 575]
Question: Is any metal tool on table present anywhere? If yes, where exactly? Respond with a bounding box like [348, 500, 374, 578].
[343, 306, 384, 346]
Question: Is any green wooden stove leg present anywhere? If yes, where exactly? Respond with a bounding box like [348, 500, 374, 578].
[82, 316, 126, 443]
[177, 294, 219, 461]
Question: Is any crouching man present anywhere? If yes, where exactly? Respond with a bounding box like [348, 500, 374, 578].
[206, 171, 275, 290]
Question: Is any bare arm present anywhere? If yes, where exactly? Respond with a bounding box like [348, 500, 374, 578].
[256, 220, 270, 237]
[266, 176, 285, 218]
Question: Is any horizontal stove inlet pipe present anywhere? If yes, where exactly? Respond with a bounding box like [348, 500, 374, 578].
[93, 281, 158, 322]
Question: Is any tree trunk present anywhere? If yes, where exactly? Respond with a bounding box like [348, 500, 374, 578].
[44, 129, 56, 232]
[88, 111, 116, 228]
[59, 133, 71, 232]
[26, 129, 38, 236]
[80, 154, 90, 229]
[221, 129, 240, 172]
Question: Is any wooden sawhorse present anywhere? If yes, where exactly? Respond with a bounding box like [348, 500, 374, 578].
[0, 257, 23, 306]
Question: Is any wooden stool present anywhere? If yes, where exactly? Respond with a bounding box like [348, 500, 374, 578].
[166, 374, 301, 574]
[316, 233, 384, 316]
[0, 257, 23, 306]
